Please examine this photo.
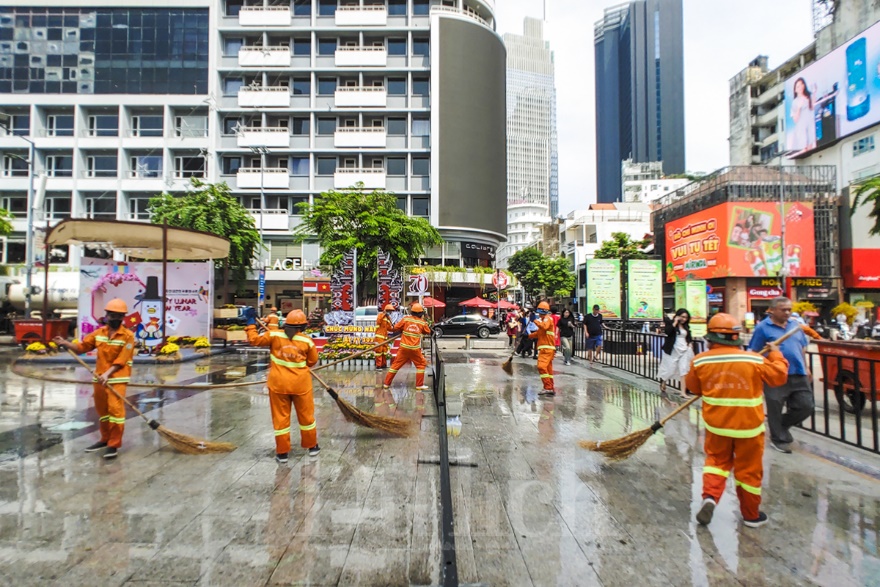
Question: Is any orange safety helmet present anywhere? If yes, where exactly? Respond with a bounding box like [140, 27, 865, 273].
[411, 303, 424, 314]
[706, 313, 742, 346]
[537, 301, 550, 312]
[270, 306, 278, 313]
[104, 298, 128, 314]
[285, 309, 308, 325]
[384, 303, 396, 312]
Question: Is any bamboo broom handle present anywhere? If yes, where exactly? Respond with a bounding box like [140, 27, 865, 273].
[66, 348, 153, 425]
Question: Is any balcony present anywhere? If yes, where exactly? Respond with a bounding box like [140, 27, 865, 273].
[236, 127, 290, 148]
[335, 86, 387, 108]
[250, 209, 290, 232]
[334, 168, 386, 189]
[335, 46, 387, 67]
[334, 127, 387, 148]
[238, 46, 291, 67]
[239, 6, 292, 26]
[237, 167, 290, 189]
[430, 5, 490, 28]
[238, 86, 290, 108]
[335, 6, 387, 26]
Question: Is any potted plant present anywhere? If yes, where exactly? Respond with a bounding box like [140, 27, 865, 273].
[157, 342, 182, 362]
[194, 337, 212, 355]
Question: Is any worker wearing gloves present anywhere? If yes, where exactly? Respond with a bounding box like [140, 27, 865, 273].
[383, 302, 432, 390]
[244, 307, 320, 462]
[530, 301, 557, 396]
[54, 298, 136, 459]
[264, 306, 280, 330]
[374, 303, 395, 370]
[685, 313, 788, 529]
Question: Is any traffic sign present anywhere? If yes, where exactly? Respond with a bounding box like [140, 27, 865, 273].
[492, 271, 509, 289]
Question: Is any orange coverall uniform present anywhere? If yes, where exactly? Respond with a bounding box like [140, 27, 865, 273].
[246, 326, 319, 453]
[384, 315, 431, 388]
[265, 314, 280, 330]
[374, 311, 394, 369]
[685, 346, 788, 521]
[530, 315, 557, 391]
[75, 325, 136, 448]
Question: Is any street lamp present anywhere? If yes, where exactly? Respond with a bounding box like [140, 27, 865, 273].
[250, 146, 269, 314]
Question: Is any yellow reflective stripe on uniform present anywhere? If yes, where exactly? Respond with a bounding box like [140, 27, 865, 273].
[415, 369, 425, 373]
[540, 374, 553, 379]
[95, 336, 109, 342]
[693, 354, 764, 367]
[375, 335, 386, 340]
[389, 369, 399, 374]
[704, 422, 765, 438]
[401, 343, 421, 350]
[274, 427, 291, 436]
[537, 345, 556, 350]
[299, 421, 316, 431]
[701, 396, 764, 408]
[126, 361, 133, 366]
[108, 377, 130, 383]
[99, 415, 110, 422]
[108, 416, 126, 424]
[107, 340, 126, 346]
[270, 355, 307, 369]
[735, 480, 762, 495]
[293, 335, 314, 347]
[703, 466, 730, 478]
[269, 331, 289, 338]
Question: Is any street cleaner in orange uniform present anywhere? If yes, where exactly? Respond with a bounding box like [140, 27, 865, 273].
[244, 307, 320, 463]
[374, 303, 396, 370]
[530, 301, 557, 396]
[265, 307, 280, 330]
[685, 313, 788, 528]
[55, 298, 136, 460]
[383, 302, 432, 390]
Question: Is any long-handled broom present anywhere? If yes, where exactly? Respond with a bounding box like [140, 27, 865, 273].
[67, 349, 236, 455]
[579, 327, 800, 462]
[500, 349, 516, 375]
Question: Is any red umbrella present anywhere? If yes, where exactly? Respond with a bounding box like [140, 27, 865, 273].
[497, 300, 519, 310]
[458, 296, 495, 308]
[420, 296, 446, 309]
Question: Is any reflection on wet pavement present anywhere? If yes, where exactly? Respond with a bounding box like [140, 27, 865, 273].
[0, 349, 877, 586]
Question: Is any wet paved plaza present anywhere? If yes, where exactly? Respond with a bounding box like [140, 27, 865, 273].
[0, 345, 878, 586]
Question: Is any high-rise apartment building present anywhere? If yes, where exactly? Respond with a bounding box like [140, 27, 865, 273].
[594, 0, 684, 203]
[501, 17, 557, 268]
[0, 0, 506, 296]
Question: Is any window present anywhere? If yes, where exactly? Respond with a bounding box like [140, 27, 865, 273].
[412, 76, 429, 96]
[4, 241, 26, 264]
[413, 0, 430, 16]
[342, 157, 357, 169]
[317, 77, 337, 95]
[222, 156, 241, 174]
[291, 77, 310, 96]
[318, 0, 337, 16]
[130, 155, 162, 178]
[387, 157, 405, 176]
[86, 196, 116, 219]
[175, 115, 207, 138]
[47, 114, 74, 136]
[225, 0, 243, 17]
[294, 0, 312, 16]
[388, 0, 406, 16]
[411, 116, 430, 136]
[0, 195, 27, 214]
[46, 154, 73, 177]
[412, 37, 429, 56]
[387, 77, 406, 95]
[292, 117, 310, 135]
[316, 157, 336, 175]
[10, 114, 30, 136]
[86, 155, 117, 177]
[45, 195, 71, 219]
[412, 197, 429, 217]
[396, 196, 406, 211]
[132, 114, 163, 137]
[223, 117, 241, 135]
[129, 197, 152, 220]
[290, 156, 309, 176]
[387, 38, 406, 56]
[318, 38, 337, 55]
[223, 77, 244, 95]
[317, 117, 336, 135]
[3, 155, 29, 177]
[853, 135, 875, 156]
[224, 37, 243, 56]
[175, 156, 205, 178]
[293, 38, 310, 56]
[412, 156, 429, 176]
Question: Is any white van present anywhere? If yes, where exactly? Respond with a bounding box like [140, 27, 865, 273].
[353, 305, 378, 327]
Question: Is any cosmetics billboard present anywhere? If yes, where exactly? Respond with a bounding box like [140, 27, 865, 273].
[784, 19, 880, 158]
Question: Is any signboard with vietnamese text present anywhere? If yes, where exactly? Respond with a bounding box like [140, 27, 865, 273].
[586, 259, 621, 319]
[665, 202, 816, 282]
[626, 260, 663, 320]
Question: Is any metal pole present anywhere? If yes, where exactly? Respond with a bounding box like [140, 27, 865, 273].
[779, 164, 788, 294]
[42, 220, 49, 342]
[161, 222, 168, 348]
[259, 149, 265, 316]
[24, 140, 35, 318]
[352, 246, 358, 313]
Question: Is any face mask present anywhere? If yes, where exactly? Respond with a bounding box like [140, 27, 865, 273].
[107, 319, 123, 329]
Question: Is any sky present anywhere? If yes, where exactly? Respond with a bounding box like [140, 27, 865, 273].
[494, 0, 815, 214]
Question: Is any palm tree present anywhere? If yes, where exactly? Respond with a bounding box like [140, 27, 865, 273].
[851, 177, 880, 235]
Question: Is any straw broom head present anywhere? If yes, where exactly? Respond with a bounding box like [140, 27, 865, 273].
[321, 385, 415, 438]
[149, 420, 237, 454]
[578, 424, 660, 462]
[500, 354, 514, 375]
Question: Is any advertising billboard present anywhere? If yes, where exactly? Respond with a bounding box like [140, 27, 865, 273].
[627, 260, 663, 320]
[784, 19, 880, 158]
[664, 202, 816, 282]
[586, 259, 621, 319]
[675, 280, 708, 337]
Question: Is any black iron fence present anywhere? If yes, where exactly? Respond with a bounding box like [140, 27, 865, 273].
[573, 327, 879, 455]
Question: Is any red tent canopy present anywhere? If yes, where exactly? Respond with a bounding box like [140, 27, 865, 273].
[458, 296, 495, 308]
[420, 296, 446, 308]
[497, 300, 519, 310]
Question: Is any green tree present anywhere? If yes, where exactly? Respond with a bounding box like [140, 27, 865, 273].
[148, 179, 261, 301]
[0, 208, 13, 237]
[852, 177, 880, 235]
[593, 232, 651, 261]
[294, 184, 442, 298]
[528, 256, 576, 298]
[508, 248, 545, 298]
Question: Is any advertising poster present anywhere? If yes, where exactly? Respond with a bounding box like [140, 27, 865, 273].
[78, 260, 212, 350]
[675, 280, 708, 338]
[627, 260, 663, 320]
[784, 19, 880, 158]
[665, 202, 815, 282]
[586, 259, 621, 319]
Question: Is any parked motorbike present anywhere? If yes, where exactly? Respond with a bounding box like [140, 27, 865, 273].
[872, 323, 880, 341]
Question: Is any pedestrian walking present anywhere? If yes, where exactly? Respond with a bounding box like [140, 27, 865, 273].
[245, 308, 320, 462]
[374, 303, 395, 369]
[515, 311, 536, 357]
[558, 309, 577, 365]
[384, 302, 432, 390]
[54, 298, 136, 460]
[686, 313, 788, 529]
[506, 312, 520, 347]
[265, 306, 280, 330]
[658, 309, 694, 399]
[530, 301, 557, 396]
[747, 296, 812, 454]
[583, 304, 604, 367]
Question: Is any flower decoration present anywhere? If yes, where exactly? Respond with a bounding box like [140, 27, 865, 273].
[26, 342, 47, 353]
[158, 342, 180, 355]
[194, 337, 211, 349]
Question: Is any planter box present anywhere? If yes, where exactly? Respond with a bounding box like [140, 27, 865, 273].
[213, 309, 239, 319]
[212, 328, 248, 341]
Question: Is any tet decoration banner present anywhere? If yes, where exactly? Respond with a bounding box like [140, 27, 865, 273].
[675, 280, 708, 337]
[627, 260, 663, 320]
[586, 259, 621, 319]
[376, 247, 403, 310]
